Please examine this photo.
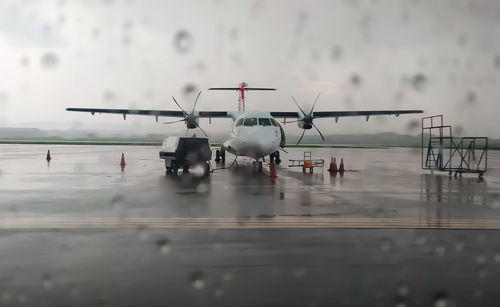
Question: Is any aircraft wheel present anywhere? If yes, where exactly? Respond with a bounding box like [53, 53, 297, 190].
[221, 149, 226, 164]
[252, 161, 257, 172]
[258, 161, 263, 173]
[269, 152, 275, 163]
[215, 150, 221, 162]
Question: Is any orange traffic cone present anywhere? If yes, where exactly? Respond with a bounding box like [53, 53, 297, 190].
[270, 161, 277, 178]
[328, 157, 337, 172]
[339, 158, 345, 173]
[46, 150, 51, 162]
[120, 153, 126, 167]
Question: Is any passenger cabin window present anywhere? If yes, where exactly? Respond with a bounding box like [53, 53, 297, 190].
[259, 118, 272, 126]
[270, 118, 278, 126]
[235, 118, 244, 126]
[244, 118, 257, 126]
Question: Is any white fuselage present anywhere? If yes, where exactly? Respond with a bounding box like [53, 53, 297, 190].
[223, 111, 284, 159]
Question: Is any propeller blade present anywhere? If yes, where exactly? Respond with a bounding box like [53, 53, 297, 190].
[309, 92, 321, 116]
[291, 96, 308, 117]
[191, 91, 202, 113]
[296, 129, 306, 145]
[171, 96, 188, 116]
[194, 121, 209, 137]
[163, 119, 187, 124]
[312, 122, 326, 142]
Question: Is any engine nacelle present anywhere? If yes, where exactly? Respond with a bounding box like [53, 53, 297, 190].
[297, 119, 313, 130]
[185, 114, 199, 129]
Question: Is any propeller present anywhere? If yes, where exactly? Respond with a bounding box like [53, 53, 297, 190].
[164, 91, 208, 137]
[288, 93, 326, 145]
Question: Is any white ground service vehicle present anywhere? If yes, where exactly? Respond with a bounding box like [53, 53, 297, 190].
[159, 136, 212, 175]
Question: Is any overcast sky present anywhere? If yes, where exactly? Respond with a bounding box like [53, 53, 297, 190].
[1, 0, 499, 137]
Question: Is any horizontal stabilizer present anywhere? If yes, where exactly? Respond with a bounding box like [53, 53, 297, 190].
[209, 87, 276, 91]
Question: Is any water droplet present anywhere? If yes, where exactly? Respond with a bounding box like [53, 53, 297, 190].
[110, 194, 125, 212]
[350, 73, 362, 86]
[455, 242, 464, 252]
[188, 271, 206, 290]
[478, 269, 487, 279]
[123, 20, 133, 30]
[406, 119, 420, 132]
[122, 35, 132, 46]
[494, 55, 500, 70]
[229, 27, 238, 41]
[70, 287, 80, 298]
[380, 242, 391, 252]
[410, 73, 427, 92]
[40, 53, 59, 69]
[398, 284, 409, 297]
[136, 226, 149, 241]
[214, 287, 224, 297]
[465, 91, 477, 105]
[183, 83, 197, 96]
[102, 91, 115, 101]
[452, 125, 464, 136]
[20, 56, 30, 67]
[156, 238, 171, 254]
[2, 291, 12, 301]
[416, 236, 426, 245]
[41, 273, 52, 289]
[331, 45, 342, 61]
[222, 271, 234, 282]
[435, 246, 446, 256]
[433, 291, 449, 307]
[173, 30, 193, 54]
[493, 253, 500, 263]
[17, 294, 27, 303]
[294, 268, 306, 278]
[474, 288, 483, 298]
[476, 255, 486, 264]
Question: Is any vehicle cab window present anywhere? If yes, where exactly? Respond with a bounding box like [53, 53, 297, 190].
[235, 118, 244, 126]
[259, 118, 272, 126]
[244, 118, 257, 126]
[270, 118, 278, 127]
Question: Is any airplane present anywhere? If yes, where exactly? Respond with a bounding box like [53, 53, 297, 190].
[66, 82, 423, 172]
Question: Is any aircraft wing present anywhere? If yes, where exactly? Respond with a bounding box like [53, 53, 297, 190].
[270, 110, 423, 119]
[66, 108, 232, 120]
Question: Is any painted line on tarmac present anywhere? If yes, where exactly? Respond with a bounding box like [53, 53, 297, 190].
[1, 217, 500, 230]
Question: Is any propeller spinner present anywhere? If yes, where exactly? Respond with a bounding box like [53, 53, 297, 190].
[164, 91, 208, 137]
[288, 93, 326, 145]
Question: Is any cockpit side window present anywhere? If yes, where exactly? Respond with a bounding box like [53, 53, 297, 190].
[270, 118, 278, 127]
[259, 118, 272, 126]
[235, 118, 244, 126]
[244, 118, 257, 126]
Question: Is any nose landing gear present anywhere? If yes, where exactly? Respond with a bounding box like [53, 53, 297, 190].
[215, 148, 226, 164]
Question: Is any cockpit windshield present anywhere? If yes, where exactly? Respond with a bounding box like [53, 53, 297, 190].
[259, 118, 272, 126]
[243, 118, 258, 126]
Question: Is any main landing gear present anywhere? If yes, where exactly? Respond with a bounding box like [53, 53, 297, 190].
[215, 148, 226, 164]
[269, 151, 281, 165]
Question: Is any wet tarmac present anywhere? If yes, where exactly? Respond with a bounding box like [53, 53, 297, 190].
[1, 144, 500, 306]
